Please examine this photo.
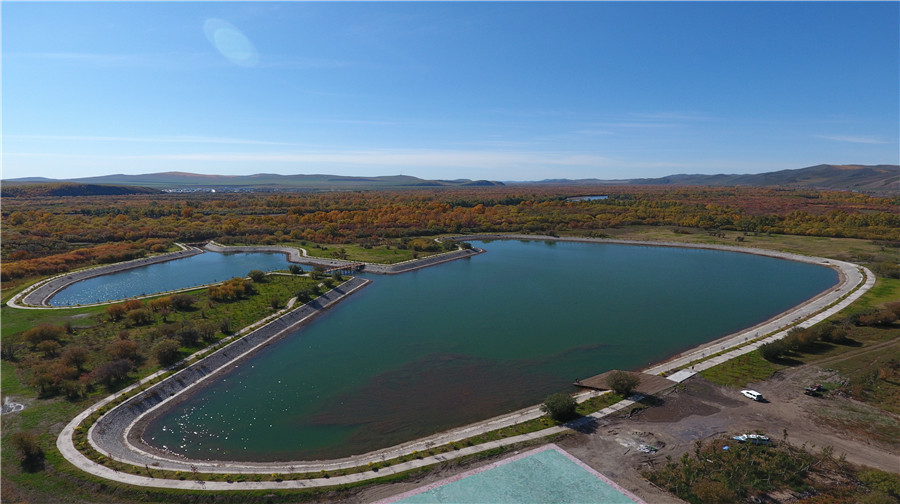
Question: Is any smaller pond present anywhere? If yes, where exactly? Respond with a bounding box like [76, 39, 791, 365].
[567, 195, 608, 201]
[49, 252, 290, 306]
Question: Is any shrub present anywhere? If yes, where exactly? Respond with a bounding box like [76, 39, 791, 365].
[22, 324, 65, 348]
[153, 338, 181, 366]
[90, 359, 133, 388]
[170, 294, 196, 311]
[107, 339, 139, 361]
[857, 310, 898, 327]
[60, 345, 89, 371]
[175, 324, 200, 347]
[759, 340, 786, 361]
[541, 392, 577, 422]
[607, 370, 640, 397]
[248, 270, 266, 282]
[289, 264, 303, 275]
[37, 340, 62, 358]
[126, 308, 153, 326]
[10, 431, 44, 472]
[105, 303, 128, 321]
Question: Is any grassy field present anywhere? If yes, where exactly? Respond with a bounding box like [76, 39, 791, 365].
[597, 225, 900, 266]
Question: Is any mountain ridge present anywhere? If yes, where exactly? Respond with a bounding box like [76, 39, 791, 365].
[3, 164, 896, 193]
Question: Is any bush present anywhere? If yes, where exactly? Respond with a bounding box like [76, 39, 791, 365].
[153, 338, 182, 366]
[107, 339, 139, 361]
[248, 270, 266, 282]
[857, 309, 898, 327]
[90, 359, 133, 388]
[289, 264, 303, 275]
[607, 370, 640, 397]
[106, 303, 128, 321]
[759, 340, 786, 361]
[10, 431, 44, 472]
[170, 294, 196, 311]
[22, 324, 65, 348]
[37, 340, 61, 358]
[126, 308, 153, 326]
[541, 392, 577, 422]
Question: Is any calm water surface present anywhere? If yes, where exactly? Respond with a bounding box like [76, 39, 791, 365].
[49, 252, 290, 306]
[144, 240, 837, 461]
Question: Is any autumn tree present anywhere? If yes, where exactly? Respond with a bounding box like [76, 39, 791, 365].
[153, 338, 181, 366]
[22, 324, 65, 348]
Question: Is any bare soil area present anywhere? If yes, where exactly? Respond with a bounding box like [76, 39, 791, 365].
[350, 349, 899, 504]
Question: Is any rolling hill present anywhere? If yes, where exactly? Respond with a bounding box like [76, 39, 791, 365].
[2, 164, 896, 193]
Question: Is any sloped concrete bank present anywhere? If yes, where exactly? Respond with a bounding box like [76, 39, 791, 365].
[76, 277, 370, 471]
[9, 246, 203, 308]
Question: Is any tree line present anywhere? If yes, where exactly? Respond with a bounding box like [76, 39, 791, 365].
[3, 185, 898, 284]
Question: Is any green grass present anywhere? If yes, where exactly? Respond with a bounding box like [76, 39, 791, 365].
[602, 225, 900, 266]
[839, 277, 900, 317]
[288, 241, 446, 264]
[699, 351, 785, 388]
[0, 304, 106, 340]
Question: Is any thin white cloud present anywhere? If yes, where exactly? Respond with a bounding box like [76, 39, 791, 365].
[146, 149, 620, 168]
[5, 134, 305, 147]
[815, 135, 892, 145]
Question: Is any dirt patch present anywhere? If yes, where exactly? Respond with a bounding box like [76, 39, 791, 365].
[355, 363, 898, 504]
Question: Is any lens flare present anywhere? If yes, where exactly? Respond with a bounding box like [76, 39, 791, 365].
[203, 18, 258, 68]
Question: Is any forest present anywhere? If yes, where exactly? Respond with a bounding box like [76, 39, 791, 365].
[2, 185, 899, 286]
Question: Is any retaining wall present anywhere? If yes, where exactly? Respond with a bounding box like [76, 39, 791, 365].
[88, 277, 370, 468]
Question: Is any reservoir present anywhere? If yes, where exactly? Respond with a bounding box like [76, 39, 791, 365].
[141, 240, 838, 461]
[49, 252, 290, 306]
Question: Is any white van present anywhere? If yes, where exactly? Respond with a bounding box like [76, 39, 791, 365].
[741, 389, 763, 401]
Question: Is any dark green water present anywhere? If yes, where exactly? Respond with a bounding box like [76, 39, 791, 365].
[144, 240, 837, 461]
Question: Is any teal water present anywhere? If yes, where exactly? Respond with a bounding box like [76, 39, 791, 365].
[144, 240, 837, 461]
[49, 252, 290, 306]
[394, 448, 638, 504]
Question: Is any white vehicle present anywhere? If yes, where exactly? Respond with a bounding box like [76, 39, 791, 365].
[732, 434, 771, 444]
[741, 389, 763, 401]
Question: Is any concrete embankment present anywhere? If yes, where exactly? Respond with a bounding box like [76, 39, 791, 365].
[10, 247, 203, 308]
[203, 242, 484, 274]
[78, 277, 370, 471]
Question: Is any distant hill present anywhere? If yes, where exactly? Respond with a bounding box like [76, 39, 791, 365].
[1, 172, 506, 191]
[628, 164, 898, 192]
[2, 164, 895, 193]
[0, 182, 161, 198]
[527, 164, 898, 192]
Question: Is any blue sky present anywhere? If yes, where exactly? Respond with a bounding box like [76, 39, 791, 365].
[2, 2, 898, 181]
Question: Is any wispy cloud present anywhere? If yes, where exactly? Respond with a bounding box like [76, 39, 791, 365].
[6, 134, 306, 147]
[145, 149, 621, 169]
[815, 134, 892, 144]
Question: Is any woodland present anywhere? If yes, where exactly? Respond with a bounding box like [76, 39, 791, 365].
[3, 185, 899, 286]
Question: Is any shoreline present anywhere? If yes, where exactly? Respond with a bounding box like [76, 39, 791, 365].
[54, 236, 872, 490]
[7, 242, 484, 309]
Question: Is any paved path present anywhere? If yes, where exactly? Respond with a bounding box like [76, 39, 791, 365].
[54, 237, 873, 491]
